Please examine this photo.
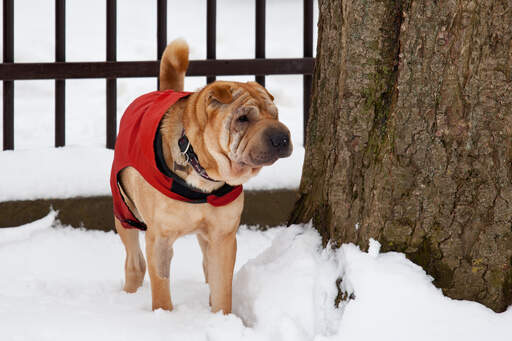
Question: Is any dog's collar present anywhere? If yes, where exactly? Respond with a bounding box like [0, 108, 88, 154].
[178, 130, 220, 182]
[154, 128, 236, 202]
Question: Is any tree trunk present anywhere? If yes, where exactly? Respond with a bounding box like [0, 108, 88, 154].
[291, 0, 512, 312]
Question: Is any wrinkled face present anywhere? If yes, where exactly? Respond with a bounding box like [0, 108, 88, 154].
[202, 81, 293, 185]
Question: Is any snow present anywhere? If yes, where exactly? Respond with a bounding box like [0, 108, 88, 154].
[233, 227, 341, 340]
[0, 146, 304, 202]
[335, 245, 512, 340]
[1, 213, 511, 340]
[367, 238, 381, 258]
[0, 0, 314, 201]
[0, 147, 113, 202]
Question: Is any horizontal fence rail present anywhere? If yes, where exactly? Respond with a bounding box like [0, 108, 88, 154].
[2, 0, 315, 150]
[0, 58, 315, 80]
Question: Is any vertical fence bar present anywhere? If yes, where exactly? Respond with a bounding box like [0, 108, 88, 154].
[303, 0, 313, 145]
[106, 0, 117, 149]
[3, 0, 14, 150]
[157, 0, 167, 89]
[255, 0, 266, 86]
[55, 0, 66, 147]
[206, 0, 216, 84]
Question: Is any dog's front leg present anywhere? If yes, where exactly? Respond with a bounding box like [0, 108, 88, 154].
[197, 234, 209, 284]
[146, 232, 175, 311]
[206, 230, 237, 314]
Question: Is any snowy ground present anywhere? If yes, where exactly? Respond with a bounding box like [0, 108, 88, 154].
[0, 0, 315, 202]
[1, 212, 511, 341]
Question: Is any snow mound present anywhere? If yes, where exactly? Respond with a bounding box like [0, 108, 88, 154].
[233, 226, 342, 340]
[334, 243, 512, 340]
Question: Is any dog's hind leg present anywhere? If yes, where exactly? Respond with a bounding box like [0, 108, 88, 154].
[115, 218, 146, 293]
[145, 232, 175, 311]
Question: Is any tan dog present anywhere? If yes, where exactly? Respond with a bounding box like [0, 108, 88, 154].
[113, 39, 292, 314]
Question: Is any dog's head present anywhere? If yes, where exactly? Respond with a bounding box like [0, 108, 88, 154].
[185, 81, 292, 185]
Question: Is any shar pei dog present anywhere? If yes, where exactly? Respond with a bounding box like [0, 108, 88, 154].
[110, 39, 292, 313]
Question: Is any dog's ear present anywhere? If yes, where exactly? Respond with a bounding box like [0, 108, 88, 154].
[246, 81, 274, 101]
[209, 83, 233, 105]
[195, 83, 233, 128]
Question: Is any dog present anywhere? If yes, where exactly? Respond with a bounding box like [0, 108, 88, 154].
[110, 39, 292, 314]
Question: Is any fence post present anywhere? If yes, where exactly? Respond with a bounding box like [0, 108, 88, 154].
[157, 0, 167, 90]
[55, 0, 66, 147]
[206, 0, 216, 84]
[106, 0, 117, 149]
[255, 0, 266, 86]
[303, 0, 313, 145]
[3, 0, 14, 150]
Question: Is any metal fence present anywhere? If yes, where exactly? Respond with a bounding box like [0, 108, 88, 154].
[1, 0, 315, 150]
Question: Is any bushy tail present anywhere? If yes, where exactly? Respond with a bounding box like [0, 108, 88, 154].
[159, 39, 189, 91]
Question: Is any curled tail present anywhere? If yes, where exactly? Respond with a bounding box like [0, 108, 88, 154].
[159, 39, 189, 91]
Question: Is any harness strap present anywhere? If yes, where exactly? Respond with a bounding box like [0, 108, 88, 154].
[178, 132, 220, 182]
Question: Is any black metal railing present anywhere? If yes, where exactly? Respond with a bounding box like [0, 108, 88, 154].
[1, 0, 315, 150]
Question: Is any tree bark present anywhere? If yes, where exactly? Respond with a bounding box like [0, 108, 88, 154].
[291, 0, 512, 312]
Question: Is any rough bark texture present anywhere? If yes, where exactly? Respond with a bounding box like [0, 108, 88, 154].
[291, 0, 512, 312]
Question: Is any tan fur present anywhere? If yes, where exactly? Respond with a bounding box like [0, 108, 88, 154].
[116, 39, 292, 314]
[159, 38, 189, 91]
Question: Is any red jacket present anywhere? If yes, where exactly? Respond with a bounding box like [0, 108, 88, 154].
[110, 90, 243, 230]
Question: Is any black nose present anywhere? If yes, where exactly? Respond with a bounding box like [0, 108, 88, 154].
[270, 133, 289, 149]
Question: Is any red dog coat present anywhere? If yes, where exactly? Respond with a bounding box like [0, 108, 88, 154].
[110, 90, 243, 230]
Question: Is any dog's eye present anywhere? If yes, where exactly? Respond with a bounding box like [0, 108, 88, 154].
[238, 115, 249, 123]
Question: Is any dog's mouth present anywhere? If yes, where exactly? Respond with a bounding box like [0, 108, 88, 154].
[234, 159, 263, 171]
[226, 123, 292, 179]
[237, 126, 292, 167]
[246, 145, 292, 167]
